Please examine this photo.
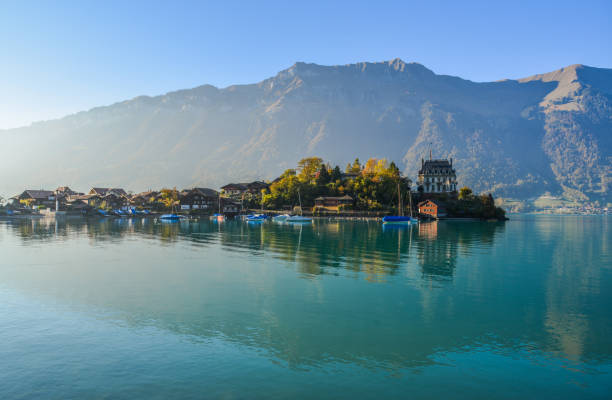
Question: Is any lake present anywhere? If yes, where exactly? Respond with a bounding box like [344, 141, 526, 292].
[0, 215, 610, 399]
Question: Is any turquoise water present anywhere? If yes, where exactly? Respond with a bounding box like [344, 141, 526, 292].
[0, 215, 610, 399]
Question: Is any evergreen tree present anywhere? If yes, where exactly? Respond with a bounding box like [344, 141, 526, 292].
[316, 165, 331, 185]
[330, 165, 342, 182]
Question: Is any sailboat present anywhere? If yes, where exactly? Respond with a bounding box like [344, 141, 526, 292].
[382, 179, 412, 224]
[286, 190, 312, 223]
[160, 202, 180, 221]
[212, 193, 225, 222]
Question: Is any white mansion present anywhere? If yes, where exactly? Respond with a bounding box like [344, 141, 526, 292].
[417, 157, 458, 193]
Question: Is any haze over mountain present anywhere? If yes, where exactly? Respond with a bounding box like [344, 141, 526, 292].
[1, 59, 610, 205]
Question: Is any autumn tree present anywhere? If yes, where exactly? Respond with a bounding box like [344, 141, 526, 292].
[20, 198, 34, 208]
[160, 187, 179, 209]
[297, 157, 323, 183]
[458, 187, 473, 200]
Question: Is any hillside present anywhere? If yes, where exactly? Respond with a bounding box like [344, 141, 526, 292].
[1, 59, 610, 206]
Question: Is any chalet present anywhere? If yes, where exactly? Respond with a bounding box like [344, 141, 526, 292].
[11, 190, 56, 208]
[54, 186, 82, 198]
[418, 200, 447, 219]
[88, 187, 128, 197]
[130, 191, 160, 206]
[314, 195, 353, 211]
[221, 181, 269, 197]
[180, 188, 218, 210]
[222, 198, 241, 214]
[417, 157, 457, 193]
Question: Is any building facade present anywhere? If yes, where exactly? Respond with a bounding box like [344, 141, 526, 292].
[179, 188, 218, 210]
[417, 199, 447, 219]
[417, 158, 457, 193]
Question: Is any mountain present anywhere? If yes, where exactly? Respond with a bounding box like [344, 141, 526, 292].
[1, 59, 610, 206]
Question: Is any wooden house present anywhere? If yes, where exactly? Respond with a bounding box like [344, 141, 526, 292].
[417, 199, 447, 219]
[130, 191, 160, 207]
[11, 190, 56, 208]
[179, 188, 219, 210]
[314, 195, 353, 211]
[221, 181, 269, 198]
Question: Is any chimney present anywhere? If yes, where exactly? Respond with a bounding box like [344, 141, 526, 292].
[421, 158, 424, 167]
[450, 158, 453, 167]
[429, 149, 432, 160]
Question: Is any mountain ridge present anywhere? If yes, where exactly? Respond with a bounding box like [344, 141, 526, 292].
[1, 59, 610, 206]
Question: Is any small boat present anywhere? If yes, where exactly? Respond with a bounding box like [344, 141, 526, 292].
[286, 215, 312, 223]
[246, 214, 267, 222]
[212, 213, 225, 222]
[160, 213, 180, 221]
[273, 214, 290, 221]
[382, 215, 412, 224]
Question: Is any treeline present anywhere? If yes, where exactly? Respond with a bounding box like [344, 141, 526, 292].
[261, 157, 411, 211]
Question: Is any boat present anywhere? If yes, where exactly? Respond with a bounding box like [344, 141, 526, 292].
[212, 213, 225, 222]
[287, 190, 312, 223]
[273, 214, 290, 221]
[246, 214, 267, 222]
[382, 215, 412, 224]
[159, 213, 180, 221]
[286, 215, 312, 223]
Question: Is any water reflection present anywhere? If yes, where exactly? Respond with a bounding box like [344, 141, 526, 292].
[0, 216, 610, 376]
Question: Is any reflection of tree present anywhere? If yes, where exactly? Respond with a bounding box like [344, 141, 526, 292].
[4, 215, 611, 376]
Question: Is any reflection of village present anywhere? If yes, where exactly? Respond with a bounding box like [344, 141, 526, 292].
[4, 216, 505, 283]
[1, 215, 607, 373]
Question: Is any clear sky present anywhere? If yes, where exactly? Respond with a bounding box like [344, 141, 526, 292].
[1, 0, 610, 129]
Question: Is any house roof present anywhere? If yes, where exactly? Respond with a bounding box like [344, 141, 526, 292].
[418, 159, 455, 175]
[19, 190, 54, 200]
[190, 187, 219, 197]
[417, 200, 439, 207]
[221, 181, 269, 191]
[89, 187, 128, 196]
[132, 191, 159, 199]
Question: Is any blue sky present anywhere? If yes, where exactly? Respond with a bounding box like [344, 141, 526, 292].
[1, 0, 610, 129]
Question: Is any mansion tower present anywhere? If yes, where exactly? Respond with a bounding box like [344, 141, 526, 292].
[417, 157, 457, 193]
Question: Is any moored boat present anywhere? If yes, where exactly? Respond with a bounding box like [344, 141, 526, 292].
[160, 213, 180, 221]
[286, 215, 312, 223]
[273, 214, 290, 221]
[382, 215, 412, 224]
[246, 214, 267, 222]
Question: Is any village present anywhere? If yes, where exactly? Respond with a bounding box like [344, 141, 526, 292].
[0, 156, 507, 221]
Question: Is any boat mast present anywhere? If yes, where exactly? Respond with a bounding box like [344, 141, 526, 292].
[397, 179, 403, 216]
[297, 190, 303, 216]
[408, 188, 413, 218]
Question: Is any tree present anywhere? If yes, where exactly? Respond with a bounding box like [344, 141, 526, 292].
[388, 161, 400, 178]
[330, 165, 342, 182]
[458, 187, 473, 200]
[160, 188, 179, 209]
[363, 158, 379, 175]
[297, 157, 323, 183]
[350, 158, 361, 174]
[20, 198, 34, 208]
[316, 164, 331, 186]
